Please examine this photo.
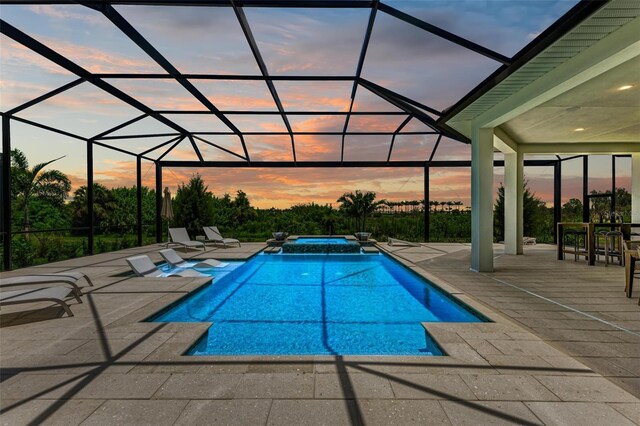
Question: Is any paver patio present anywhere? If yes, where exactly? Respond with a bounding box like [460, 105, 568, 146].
[1, 243, 638, 425]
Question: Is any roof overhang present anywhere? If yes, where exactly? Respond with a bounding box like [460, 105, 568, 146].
[443, 0, 640, 155]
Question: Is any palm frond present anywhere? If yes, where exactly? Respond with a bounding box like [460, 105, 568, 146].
[31, 155, 66, 177]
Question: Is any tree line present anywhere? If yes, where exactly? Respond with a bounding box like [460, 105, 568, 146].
[379, 200, 466, 214]
[3, 149, 633, 269]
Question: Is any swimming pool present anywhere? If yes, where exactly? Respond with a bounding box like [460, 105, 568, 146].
[150, 253, 488, 356]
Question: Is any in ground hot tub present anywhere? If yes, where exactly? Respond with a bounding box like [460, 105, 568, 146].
[282, 236, 361, 254]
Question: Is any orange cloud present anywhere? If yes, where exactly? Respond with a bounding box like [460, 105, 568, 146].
[207, 95, 276, 111]
[69, 157, 631, 210]
[107, 80, 207, 112]
[347, 115, 408, 132]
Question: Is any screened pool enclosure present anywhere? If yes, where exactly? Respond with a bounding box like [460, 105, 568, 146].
[1, 0, 633, 270]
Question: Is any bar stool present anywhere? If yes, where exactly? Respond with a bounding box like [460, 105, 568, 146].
[595, 230, 608, 263]
[604, 230, 624, 266]
[564, 229, 587, 261]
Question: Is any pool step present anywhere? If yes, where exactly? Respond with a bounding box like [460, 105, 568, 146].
[264, 247, 281, 254]
[362, 246, 380, 254]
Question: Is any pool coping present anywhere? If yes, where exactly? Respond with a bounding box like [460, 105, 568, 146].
[102, 245, 538, 367]
[5, 243, 639, 426]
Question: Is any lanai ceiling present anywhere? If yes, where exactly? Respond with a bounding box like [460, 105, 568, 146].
[502, 56, 640, 144]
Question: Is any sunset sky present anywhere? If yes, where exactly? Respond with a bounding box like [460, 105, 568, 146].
[0, 1, 631, 208]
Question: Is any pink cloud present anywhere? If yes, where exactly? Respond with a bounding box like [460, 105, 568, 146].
[0, 39, 71, 76]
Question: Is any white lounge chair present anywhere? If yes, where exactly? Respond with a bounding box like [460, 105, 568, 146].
[126, 255, 207, 278]
[0, 286, 81, 317]
[0, 271, 94, 299]
[204, 226, 241, 247]
[159, 248, 228, 269]
[168, 228, 205, 251]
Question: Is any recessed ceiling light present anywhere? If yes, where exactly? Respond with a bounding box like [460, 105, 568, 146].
[566, 106, 581, 112]
[574, 128, 585, 132]
[618, 85, 634, 91]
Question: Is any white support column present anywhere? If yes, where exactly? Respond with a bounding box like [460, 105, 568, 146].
[471, 127, 494, 272]
[632, 153, 640, 223]
[504, 151, 524, 255]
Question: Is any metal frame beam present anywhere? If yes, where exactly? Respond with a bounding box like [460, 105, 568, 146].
[159, 110, 407, 115]
[198, 131, 438, 136]
[0, 20, 193, 139]
[582, 155, 589, 222]
[611, 155, 616, 213]
[96, 74, 357, 80]
[359, 83, 473, 155]
[6, 78, 85, 115]
[1, 1, 376, 7]
[91, 113, 148, 140]
[89, 3, 251, 162]
[378, 3, 511, 65]
[3, 115, 155, 160]
[140, 135, 184, 157]
[98, 133, 181, 141]
[387, 115, 412, 162]
[358, 80, 437, 129]
[136, 155, 143, 246]
[98, 131, 438, 139]
[357, 80, 455, 142]
[342, 3, 378, 162]
[160, 159, 556, 168]
[2, 116, 12, 270]
[192, 135, 247, 161]
[3, 114, 89, 143]
[232, 1, 296, 163]
[155, 163, 162, 243]
[360, 78, 442, 118]
[424, 164, 429, 242]
[187, 134, 205, 164]
[87, 140, 94, 255]
[553, 160, 561, 244]
[157, 136, 187, 162]
[427, 134, 443, 163]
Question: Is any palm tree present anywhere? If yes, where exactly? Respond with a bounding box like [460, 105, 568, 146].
[69, 183, 117, 233]
[11, 149, 71, 232]
[337, 190, 386, 232]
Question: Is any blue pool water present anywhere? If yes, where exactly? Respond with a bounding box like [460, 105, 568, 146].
[294, 237, 349, 244]
[150, 253, 487, 356]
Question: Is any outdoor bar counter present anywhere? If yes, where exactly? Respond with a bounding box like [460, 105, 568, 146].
[556, 222, 640, 266]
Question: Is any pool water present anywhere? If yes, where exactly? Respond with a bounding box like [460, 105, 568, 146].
[294, 237, 349, 244]
[150, 253, 487, 356]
